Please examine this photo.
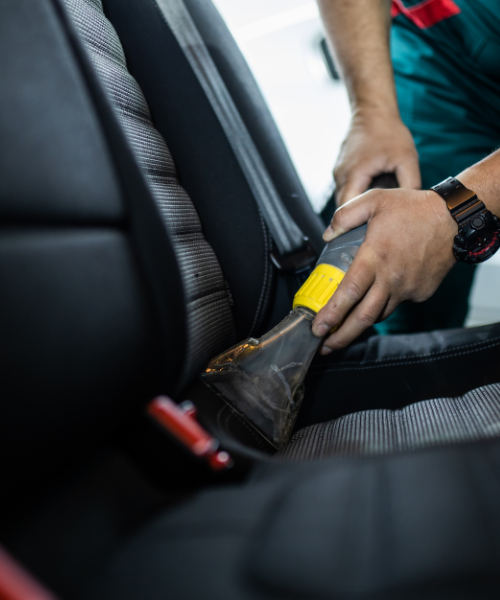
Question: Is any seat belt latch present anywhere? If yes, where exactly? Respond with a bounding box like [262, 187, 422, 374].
[147, 396, 233, 471]
[270, 238, 317, 275]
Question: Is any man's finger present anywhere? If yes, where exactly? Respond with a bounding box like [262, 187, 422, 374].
[335, 171, 372, 208]
[378, 296, 401, 322]
[320, 284, 389, 353]
[313, 256, 375, 337]
[324, 189, 381, 242]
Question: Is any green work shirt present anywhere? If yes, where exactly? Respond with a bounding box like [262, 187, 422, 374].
[392, 0, 500, 187]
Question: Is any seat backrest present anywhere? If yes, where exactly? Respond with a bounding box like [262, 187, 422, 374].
[0, 0, 169, 499]
[63, 0, 236, 390]
[102, 0, 325, 340]
[0, 0, 322, 501]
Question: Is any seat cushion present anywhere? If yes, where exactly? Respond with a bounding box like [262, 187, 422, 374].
[85, 436, 500, 600]
[279, 382, 500, 461]
[286, 322, 500, 460]
[296, 322, 500, 429]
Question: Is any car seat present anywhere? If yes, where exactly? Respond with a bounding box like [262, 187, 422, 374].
[1, 0, 500, 598]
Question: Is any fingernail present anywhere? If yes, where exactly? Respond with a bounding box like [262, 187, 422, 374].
[314, 323, 330, 338]
[323, 226, 335, 242]
[320, 346, 333, 356]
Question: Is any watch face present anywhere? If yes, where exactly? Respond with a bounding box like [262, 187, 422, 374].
[455, 213, 500, 264]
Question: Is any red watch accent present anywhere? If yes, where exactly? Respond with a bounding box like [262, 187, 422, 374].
[467, 231, 500, 262]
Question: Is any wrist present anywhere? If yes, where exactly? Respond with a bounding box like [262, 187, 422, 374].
[426, 188, 459, 245]
[351, 102, 402, 124]
[351, 87, 400, 116]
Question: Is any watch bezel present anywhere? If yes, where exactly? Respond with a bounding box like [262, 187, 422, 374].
[453, 213, 500, 264]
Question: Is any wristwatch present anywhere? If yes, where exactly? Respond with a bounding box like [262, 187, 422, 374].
[431, 177, 500, 264]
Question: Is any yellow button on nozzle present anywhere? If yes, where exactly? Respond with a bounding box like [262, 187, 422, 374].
[293, 263, 345, 314]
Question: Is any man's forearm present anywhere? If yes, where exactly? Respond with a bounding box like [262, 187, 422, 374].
[318, 0, 396, 114]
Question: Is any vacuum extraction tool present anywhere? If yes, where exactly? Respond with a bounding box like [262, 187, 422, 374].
[201, 224, 367, 449]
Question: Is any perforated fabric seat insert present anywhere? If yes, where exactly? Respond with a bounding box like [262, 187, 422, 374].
[278, 382, 500, 460]
[63, 0, 235, 388]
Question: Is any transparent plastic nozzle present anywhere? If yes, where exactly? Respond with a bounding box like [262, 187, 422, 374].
[201, 308, 321, 448]
[200, 224, 368, 449]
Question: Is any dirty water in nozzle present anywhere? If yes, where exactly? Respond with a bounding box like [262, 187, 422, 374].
[200, 307, 322, 448]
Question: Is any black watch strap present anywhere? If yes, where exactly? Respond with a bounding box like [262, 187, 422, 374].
[431, 176, 485, 226]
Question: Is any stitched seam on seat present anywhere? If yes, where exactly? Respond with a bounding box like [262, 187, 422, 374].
[310, 334, 500, 370]
[310, 339, 500, 373]
[249, 212, 272, 336]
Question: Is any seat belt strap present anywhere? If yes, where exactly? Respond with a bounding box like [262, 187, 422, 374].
[153, 0, 308, 258]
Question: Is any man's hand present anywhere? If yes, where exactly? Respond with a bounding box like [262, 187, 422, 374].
[316, 0, 421, 204]
[334, 107, 421, 207]
[314, 188, 457, 353]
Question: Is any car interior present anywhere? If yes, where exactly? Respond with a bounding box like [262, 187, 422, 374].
[2, 0, 500, 598]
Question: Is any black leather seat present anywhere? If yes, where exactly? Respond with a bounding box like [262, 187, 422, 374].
[1, 0, 500, 598]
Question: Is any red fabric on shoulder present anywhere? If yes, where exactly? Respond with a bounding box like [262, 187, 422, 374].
[391, 0, 461, 29]
[392, 2, 403, 17]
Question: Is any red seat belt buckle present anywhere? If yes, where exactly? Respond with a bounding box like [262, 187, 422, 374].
[147, 396, 233, 471]
[0, 545, 57, 600]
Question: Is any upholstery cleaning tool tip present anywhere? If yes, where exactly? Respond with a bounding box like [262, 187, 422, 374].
[201, 224, 367, 448]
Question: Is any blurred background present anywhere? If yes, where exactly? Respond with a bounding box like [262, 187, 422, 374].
[212, 0, 500, 327]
